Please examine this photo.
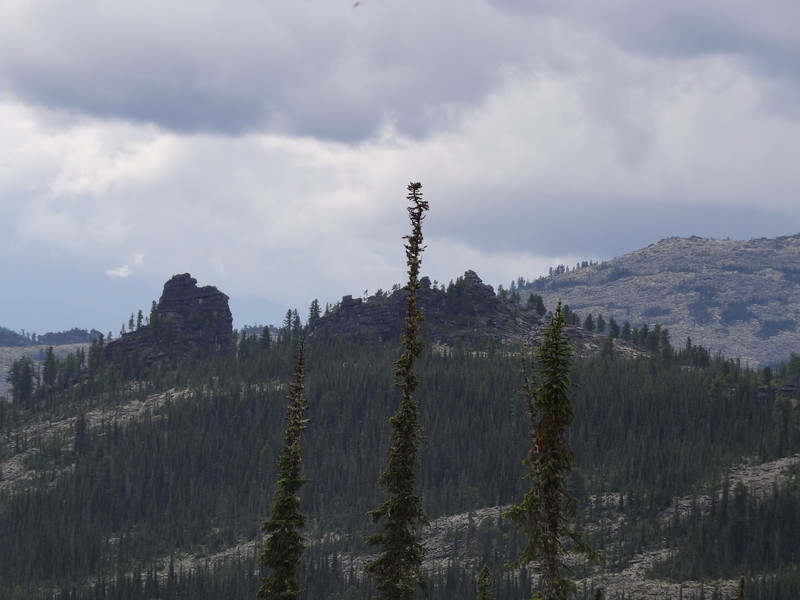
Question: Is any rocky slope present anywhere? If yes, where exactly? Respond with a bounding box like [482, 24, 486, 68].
[527, 234, 800, 367]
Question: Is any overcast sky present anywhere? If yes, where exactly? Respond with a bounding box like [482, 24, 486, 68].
[2, 0, 799, 335]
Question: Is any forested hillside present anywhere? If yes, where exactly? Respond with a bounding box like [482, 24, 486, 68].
[2, 307, 800, 599]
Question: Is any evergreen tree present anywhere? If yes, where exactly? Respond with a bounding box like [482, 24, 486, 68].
[365, 182, 430, 599]
[527, 294, 547, 316]
[149, 300, 160, 341]
[6, 356, 35, 406]
[595, 314, 606, 335]
[279, 310, 294, 346]
[87, 334, 105, 377]
[476, 565, 494, 600]
[308, 299, 321, 330]
[291, 309, 303, 338]
[503, 301, 598, 600]
[74, 412, 89, 456]
[258, 341, 310, 599]
[621, 320, 631, 342]
[607, 318, 620, 339]
[734, 577, 745, 600]
[42, 346, 58, 387]
[260, 326, 272, 350]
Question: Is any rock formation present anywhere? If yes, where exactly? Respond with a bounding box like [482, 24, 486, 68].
[105, 273, 233, 364]
[310, 269, 619, 355]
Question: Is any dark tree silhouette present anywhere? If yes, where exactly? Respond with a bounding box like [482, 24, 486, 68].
[503, 301, 599, 600]
[365, 182, 430, 599]
[258, 341, 309, 599]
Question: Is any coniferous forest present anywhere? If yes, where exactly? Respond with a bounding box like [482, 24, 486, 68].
[2, 293, 800, 599]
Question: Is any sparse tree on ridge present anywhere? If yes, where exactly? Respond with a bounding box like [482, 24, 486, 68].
[595, 314, 606, 335]
[291, 309, 302, 339]
[258, 341, 310, 599]
[365, 182, 430, 599]
[308, 299, 321, 330]
[608, 317, 620, 339]
[503, 301, 599, 600]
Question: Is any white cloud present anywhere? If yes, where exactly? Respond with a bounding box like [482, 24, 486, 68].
[106, 264, 132, 279]
[1, 1, 798, 331]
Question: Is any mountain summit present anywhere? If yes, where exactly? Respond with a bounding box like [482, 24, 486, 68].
[527, 234, 800, 366]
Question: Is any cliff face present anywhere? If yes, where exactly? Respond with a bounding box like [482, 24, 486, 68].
[105, 274, 233, 363]
[156, 273, 233, 354]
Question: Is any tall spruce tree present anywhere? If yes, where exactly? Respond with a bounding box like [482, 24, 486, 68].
[258, 341, 309, 599]
[503, 301, 598, 600]
[365, 182, 430, 599]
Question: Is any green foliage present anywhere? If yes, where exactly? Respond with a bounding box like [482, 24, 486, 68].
[258, 341, 310, 599]
[476, 564, 494, 600]
[308, 299, 321, 330]
[686, 285, 718, 323]
[721, 301, 757, 325]
[527, 293, 547, 316]
[757, 318, 797, 338]
[365, 182, 430, 599]
[600, 265, 633, 283]
[503, 302, 599, 600]
[650, 465, 800, 582]
[5, 262, 800, 598]
[42, 346, 58, 387]
[595, 314, 605, 334]
[5, 356, 35, 406]
[642, 306, 671, 318]
[3, 335, 800, 598]
[560, 304, 581, 326]
[607, 318, 620, 338]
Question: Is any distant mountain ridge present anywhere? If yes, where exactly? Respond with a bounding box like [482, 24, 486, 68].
[4, 234, 799, 387]
[0, 326, 101, 347]
[526, 233, 800, 366]
[0, 328, 103, 397]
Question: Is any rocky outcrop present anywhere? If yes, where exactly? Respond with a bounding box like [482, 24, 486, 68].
[310, 270, 528, 346]
[309, 270, 627, 356]
[155, 273, 233, 354]
[105, 274, 232, 364]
